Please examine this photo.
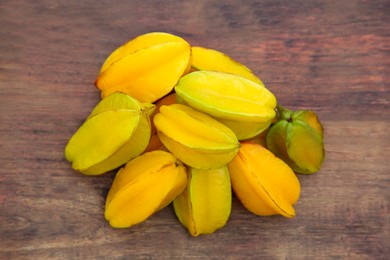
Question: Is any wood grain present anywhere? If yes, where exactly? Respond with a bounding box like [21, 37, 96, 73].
[1, 0, 389, 259]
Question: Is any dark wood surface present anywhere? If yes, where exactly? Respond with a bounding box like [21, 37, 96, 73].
[1, 0, 389, 259]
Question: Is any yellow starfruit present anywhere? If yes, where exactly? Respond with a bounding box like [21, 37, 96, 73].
[191, 46, 263, 84]
[154, 103, 240, 169]
[175, 71, 277, 140]
[228, 142, 300, 217]
[105, 150, 187, 228]
[96, 32, 192, 103]
[173, 166, 231, 236]
[64, 92, 153, 175]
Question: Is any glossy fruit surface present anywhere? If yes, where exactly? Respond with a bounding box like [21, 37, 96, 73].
[191, 46, 263, 84]
[96, 32, 191, 102]
[154, 103, 240, 169]
[65, 93, 153, 175]
[228, 142, 300, 217]
[105, 150, 187, 228]
[175, 70, 276, 140]
[173, 166, 231, 236]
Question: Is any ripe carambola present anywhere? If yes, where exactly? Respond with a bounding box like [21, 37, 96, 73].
[96, 32, 192, 103]
[228, 142, 301, 217]
[173, 166, 232, 236]
[190, 46, 263, 84]
[175, 70, 277, 140]
[105, 150, 187, 228]
[153, 103, 240, 169]
[64, 92, 154, 175]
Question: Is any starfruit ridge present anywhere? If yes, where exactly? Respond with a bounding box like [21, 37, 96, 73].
[64, 93, 153, 175]
[96, 33, 192, 103]
[105, 150, 187, 228]
[154, 103, 240, 169]
[173, 166, 232, 236]
[190, 46, 263, 84]
[228, 142, 300, 218]
[175, 70, 277, 140]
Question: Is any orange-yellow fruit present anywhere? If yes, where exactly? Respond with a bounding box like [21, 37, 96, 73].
[175, 70, 276, 140]
[96, 32, 191, 103]
[191, 46, 263, 84]
[173, 166, 231, 236]
[65, 93, 153, 175]
[105, 150, 187, 228]
[228, 142, 300, 217]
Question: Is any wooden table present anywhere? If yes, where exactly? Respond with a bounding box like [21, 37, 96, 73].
[1, 0, 389, 259]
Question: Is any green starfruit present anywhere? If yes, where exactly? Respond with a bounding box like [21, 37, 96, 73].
[266, 105, 325, 174]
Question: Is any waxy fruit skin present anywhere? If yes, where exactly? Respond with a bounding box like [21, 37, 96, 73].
[175, 70, 277, 140]
[99, 32, 188, 74]
[154, 103, 240, 169]
[173, 166, 231, 236]
[64, 31, 326, 236]
[64, 93, 153, 175]
[267, 106, 325, 174]
[228, 142, 300, 218]
[144, 93, 177, 152]
[105, 150, 187, 228]
[191, 46, 263, 84]
[96, 32, 191, 103]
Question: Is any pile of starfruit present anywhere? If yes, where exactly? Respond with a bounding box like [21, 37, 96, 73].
[65, 32, 325, 237]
